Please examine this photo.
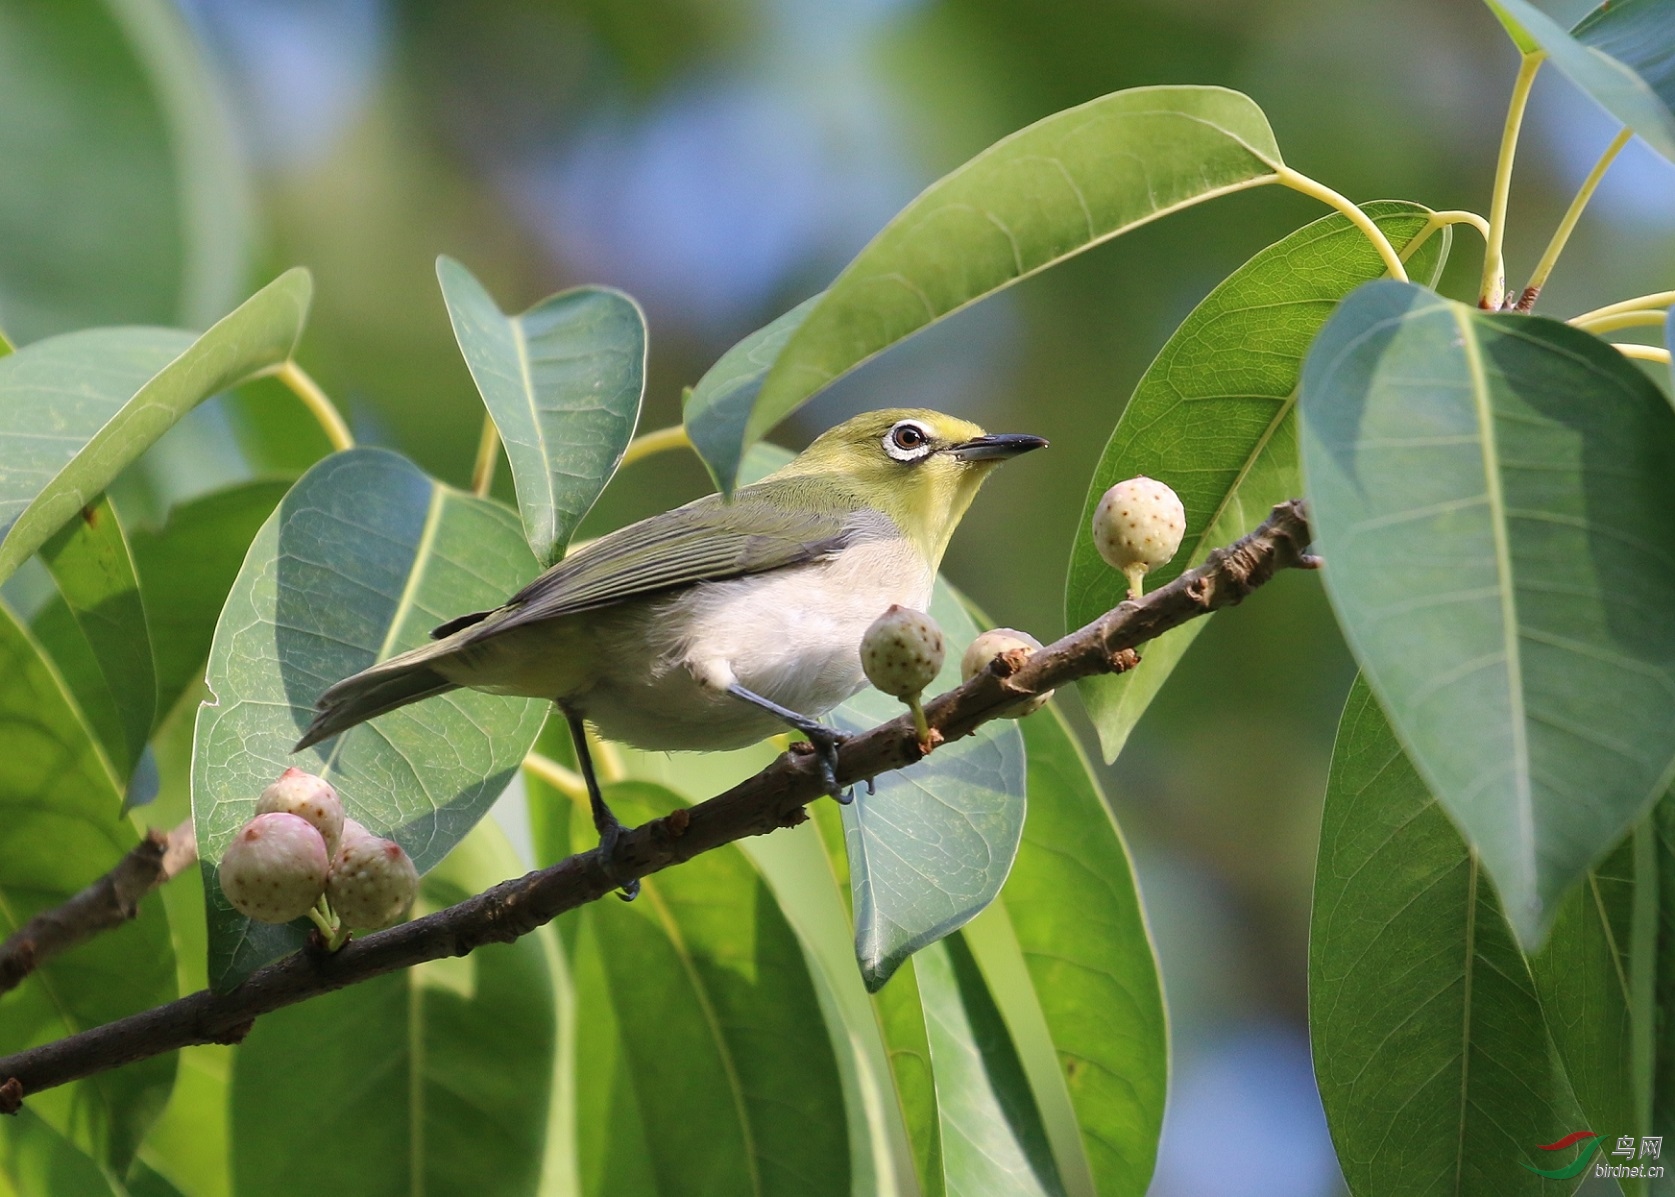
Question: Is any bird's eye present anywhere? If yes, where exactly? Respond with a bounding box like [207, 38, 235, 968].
[893, 424, 926, 449]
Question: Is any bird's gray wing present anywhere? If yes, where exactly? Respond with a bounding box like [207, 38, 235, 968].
[435, 492, 853, 638]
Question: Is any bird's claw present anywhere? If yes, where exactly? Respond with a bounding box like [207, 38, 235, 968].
[797, 724, 849, 804]
[595, 816, 640, 902]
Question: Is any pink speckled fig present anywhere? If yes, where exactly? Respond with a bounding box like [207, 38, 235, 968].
[219, 812, 329, 924]
[327, 830, 419, 931]
[256, 767, 345, 859]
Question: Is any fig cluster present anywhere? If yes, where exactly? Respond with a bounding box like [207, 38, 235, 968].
[860, 607, 1060, 741]
[218, 768, 418, 944]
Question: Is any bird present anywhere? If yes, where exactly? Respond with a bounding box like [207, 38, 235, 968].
[294, 408, 1047, 897]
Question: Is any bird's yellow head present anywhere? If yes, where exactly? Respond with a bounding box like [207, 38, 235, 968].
[773, 408, 1047, 561]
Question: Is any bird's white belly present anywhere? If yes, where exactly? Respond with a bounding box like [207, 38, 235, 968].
[578, 539, 934, 752]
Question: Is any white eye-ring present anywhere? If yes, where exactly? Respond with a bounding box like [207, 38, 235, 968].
[883, 420, 934, 462]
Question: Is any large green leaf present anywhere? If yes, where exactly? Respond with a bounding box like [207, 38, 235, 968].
[1572, 0, 1675, 114]
[1310, 677, 1586, 1195]
[437, 257, 645, 566]
[565, 903, 662, 1196]
[38, 497, 155, 776]
[192, 448, 546, 990]
[0, 602, 176, 1170]
[1656, 791, 1675, 1142]
[1527, 836, 1635, 1164]
[1066, 202, 1450, 762]
[683, 294, 820, 496]
[812, 769, 1064, 1197]
[0, 0, 251, 343]
[910, 936, 1067, 1197]
[127, 479, 289, 717]
[27, 594, 128, 803]
[564, 748, 922, 1196]
[541, 780, 850, 1197]
[976, 706, 1167, 1197]
[128, 661, 230, 1197]
[1485, 0, 1675, 164]
[1299, 281, 1675, 946]
[732, 820, 914, 1196]
[0, 268, 312, 587]
[0, 1108, 128, 1197]
[752, 86, 1284, 443]
[869, 956, 945, 1197]
[833, 582, 1027, 992]
[229, 821, 556, 1197]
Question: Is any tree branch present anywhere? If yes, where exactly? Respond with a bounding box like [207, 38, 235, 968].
[0, 500, 1315, 1114]
[0, 821, 197, 998]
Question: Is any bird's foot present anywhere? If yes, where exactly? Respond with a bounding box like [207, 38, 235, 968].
[594, 811, 640, 902]
[722, 683, 852, 804]
[791, 722, 849, 804]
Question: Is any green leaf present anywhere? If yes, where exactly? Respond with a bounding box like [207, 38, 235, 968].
[130, 1044, 230, 1197]
[565, 903, 663, 1196]
[127, 480, 289, 718]
[0, 0, 252, 343]
[192, 448, 546, 990]
[27, 594, 127, 798]
[683, 295, 821, 497]
[910, 936, 1067, 1197]
[1527, 837, 1636, 1155]
[229, 821, 556, 1197]
[0, 268, 312, 587]
[834, 582, 1027, 991]
[437, 257, 646, 566]
[124, 1160, 189, 1197]
[1485, 0, 1675, 164]
[566, 755, 922, 1195]
[1310, 677, 1586, 1195]
[0, 1108, 128, 1197]
[1066, 202, 1450, 762]
[753, 85, 1284, 441]
[1573, 0, 1675, 115]
[38, 498, 155, 775]
[870, 958, 946, 1196]
[551, 780, 850, 1197]
[983, 705, 1167, 1196]
[129, 682, 231, 1197]
[1656, 790, 1675, 1141]
[1299, 281, 1675, 946]
[0, 602, 176, 1170]
[823, 800, 1066, 1197]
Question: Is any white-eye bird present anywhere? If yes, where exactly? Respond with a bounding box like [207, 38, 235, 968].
[294, 408, 1046, 896]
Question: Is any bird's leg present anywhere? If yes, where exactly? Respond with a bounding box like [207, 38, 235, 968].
[565, 710, 639, 901]
[725, 684, 851, 804]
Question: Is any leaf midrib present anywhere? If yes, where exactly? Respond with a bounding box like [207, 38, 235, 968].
[639, 879, 764, 1197]
[1453, 307, 1534, 895]
[508, 310, 554, 552]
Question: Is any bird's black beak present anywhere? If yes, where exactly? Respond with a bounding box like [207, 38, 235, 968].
[948, 433, 1050, 462]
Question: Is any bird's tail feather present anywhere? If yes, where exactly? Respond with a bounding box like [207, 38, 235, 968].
[294, 654, 459, 751]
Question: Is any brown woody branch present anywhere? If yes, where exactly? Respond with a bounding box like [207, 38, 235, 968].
[0, 820, 197, 997]
[0, 500, 1315, 1114]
